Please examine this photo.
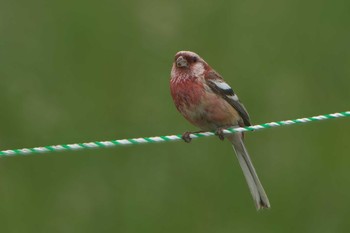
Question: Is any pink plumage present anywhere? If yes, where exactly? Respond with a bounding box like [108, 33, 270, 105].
[170, 52, 241, 131]
[170, 51, 270, 210]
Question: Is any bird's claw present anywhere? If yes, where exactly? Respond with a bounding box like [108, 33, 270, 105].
[215, 128, 226, 141]
[182, 132, 192, 143]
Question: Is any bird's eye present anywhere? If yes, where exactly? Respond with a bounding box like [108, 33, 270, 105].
[192, 56, 198, 63]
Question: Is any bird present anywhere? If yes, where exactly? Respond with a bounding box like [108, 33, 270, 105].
[170, 51, 270, 210]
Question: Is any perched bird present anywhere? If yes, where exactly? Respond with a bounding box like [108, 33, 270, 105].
[170, 51, 270, 210]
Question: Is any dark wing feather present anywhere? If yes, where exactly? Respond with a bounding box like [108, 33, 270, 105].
[205, 71, 251, 126]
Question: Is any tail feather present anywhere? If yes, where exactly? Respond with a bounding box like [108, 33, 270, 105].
[228, 133, 270, 210]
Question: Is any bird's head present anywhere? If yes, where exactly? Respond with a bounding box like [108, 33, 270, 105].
[171, 51, 211, 79]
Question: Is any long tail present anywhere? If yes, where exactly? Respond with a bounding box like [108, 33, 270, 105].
[228, 133, 270, 210]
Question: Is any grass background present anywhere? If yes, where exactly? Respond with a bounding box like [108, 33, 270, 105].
[1, 0, 350, 232]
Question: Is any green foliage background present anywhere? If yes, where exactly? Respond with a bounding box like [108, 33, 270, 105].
[1, 0, 350, 232]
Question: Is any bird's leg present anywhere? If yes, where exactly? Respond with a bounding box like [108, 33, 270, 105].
[215, 127, 228, 141]
[182, 132, 192, 143]
[181, 131, 205, 143]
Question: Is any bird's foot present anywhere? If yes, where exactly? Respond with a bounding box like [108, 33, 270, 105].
[215, 127, 227, 141]
[181, 131, 205, 143]
[182, 132, 193, 143]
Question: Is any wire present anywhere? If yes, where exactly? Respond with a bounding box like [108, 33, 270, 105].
[0, 111, 349, 157]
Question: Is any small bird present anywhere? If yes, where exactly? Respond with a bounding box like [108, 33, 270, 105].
[170, 51, 270, 210]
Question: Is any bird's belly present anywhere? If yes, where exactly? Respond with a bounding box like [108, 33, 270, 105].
[180, 92, 241, 131]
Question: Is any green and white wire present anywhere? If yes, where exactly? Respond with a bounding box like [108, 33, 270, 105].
[1, 111, 349, 157]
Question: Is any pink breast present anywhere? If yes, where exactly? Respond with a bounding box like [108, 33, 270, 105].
[170, 78, 239, 130]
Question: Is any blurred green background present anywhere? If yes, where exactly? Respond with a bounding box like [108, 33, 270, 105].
[1, 0, 350, 232]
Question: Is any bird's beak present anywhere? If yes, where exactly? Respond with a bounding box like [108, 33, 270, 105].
[176, 56, 188, 68]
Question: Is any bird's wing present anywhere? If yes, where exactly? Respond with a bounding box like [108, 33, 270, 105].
[205, 71, 251, 126]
